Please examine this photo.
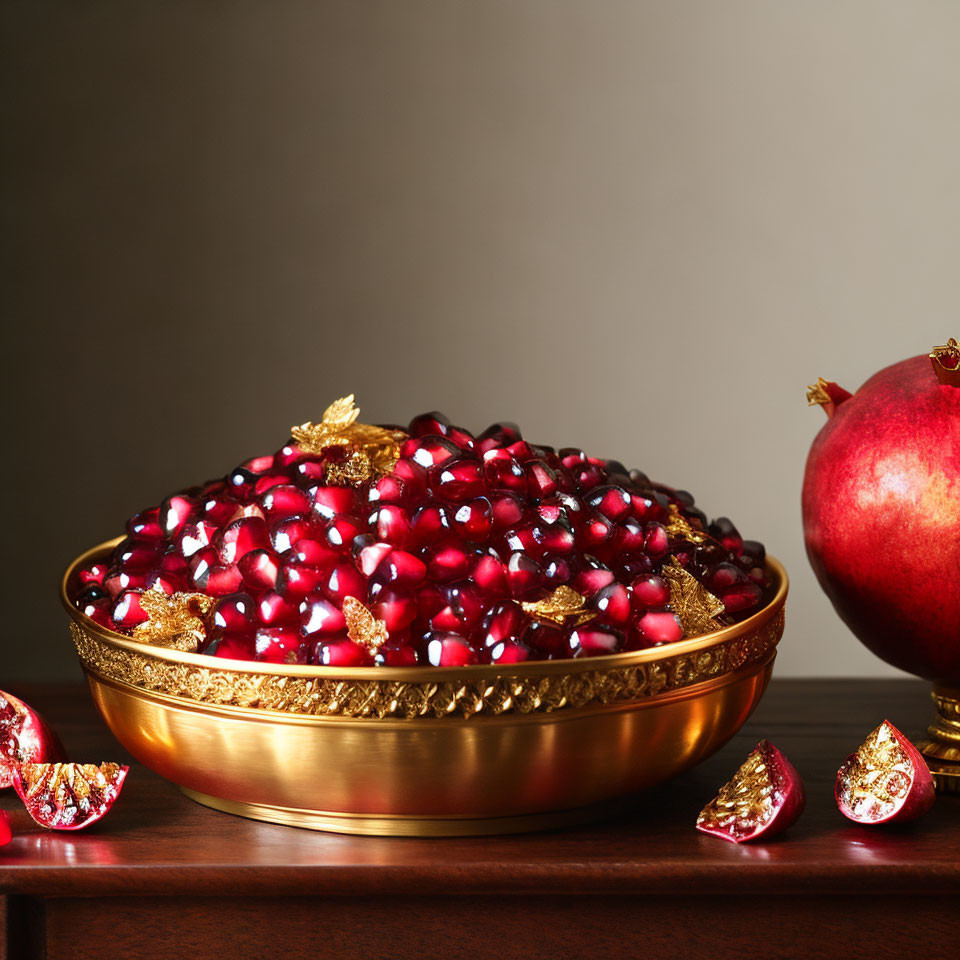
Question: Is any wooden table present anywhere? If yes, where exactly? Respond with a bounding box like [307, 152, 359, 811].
[2, 680, 958, 959]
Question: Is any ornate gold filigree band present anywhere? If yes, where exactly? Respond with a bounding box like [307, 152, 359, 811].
[70, 608, 783, 720]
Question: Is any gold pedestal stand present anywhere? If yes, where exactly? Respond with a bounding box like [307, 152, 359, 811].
[918, 685, 960, 794]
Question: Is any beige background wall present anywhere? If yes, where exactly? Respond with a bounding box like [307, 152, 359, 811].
[3, 1, 958, 682]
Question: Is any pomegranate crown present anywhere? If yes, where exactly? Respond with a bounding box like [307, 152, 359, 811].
[930, 338, 960, 387]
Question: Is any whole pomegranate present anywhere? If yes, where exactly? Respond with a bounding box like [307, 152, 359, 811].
[802, 339, 960, 682]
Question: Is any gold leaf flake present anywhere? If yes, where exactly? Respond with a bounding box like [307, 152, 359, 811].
[291, 395, 407, 480]
[666, 503, 707, 544]
[133, 589, 215, 652]
[661, 557, 725, 637]
[805, 377, 833, 407]
[343, 597, 389, 656]
[521, 586, 597, 627]
[324, 451, 374, 487]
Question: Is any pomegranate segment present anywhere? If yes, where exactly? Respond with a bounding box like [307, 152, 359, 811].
[835, 721, 935, 825]
[13, 762, 129, 831]
[696, 740, 805, 843]
[71, 397, 772, 665]
[1, 691, 65, 789]
[0, 810, 10, 845]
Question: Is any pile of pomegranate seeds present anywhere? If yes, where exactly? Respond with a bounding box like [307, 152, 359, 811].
[69, 411, 769, 666]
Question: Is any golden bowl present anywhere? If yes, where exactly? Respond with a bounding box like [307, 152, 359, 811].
[62, 538, 788, 836]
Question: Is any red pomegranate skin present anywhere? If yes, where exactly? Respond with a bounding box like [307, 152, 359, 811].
[802, 354, 960, 682]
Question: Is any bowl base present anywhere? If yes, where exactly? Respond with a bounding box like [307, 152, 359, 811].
[180, 787, 630, 837]
[918, 684, 960, 793]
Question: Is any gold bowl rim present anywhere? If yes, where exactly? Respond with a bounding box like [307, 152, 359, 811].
[62, 536, 787, 682]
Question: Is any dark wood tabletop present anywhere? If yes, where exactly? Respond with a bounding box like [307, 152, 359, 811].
[2, 679, 958, 959]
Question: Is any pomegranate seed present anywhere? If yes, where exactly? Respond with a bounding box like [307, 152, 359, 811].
[311, 486, 357, 520]
[392, 458, 428, 498]
[411, 504, 452, 545]
[472, 553, 508, 597]
[238, 549, 280, 591]
[299, 596, 347, 636]
[483, 449, 527, 493]
[644, 522, 670, 559]
[426, 544, 475, 582]
[526, 460, 558, 499]
[254, 627, 301, 663]
[372, 549, 427, 587]
[707, 562, 747, 592]
[291, 538, 340, 569]
[113, 538, 164, 572]
[506, 552, 542, 599]
[574, 565, 615, 595]
[126, 508, 163, 540]
[523, 621, 567, 658]
[368, 505, 412, 547]
[416, 583, 446, 619]
[589, 582, 631, 626]
[160, 494, 201, 537]
[276, 562, 325, 598]
[720, 581, 763, 613]
[259, 484, 311, 519]
[486, 639, 531, 663]
[258, 590, 300, 626]
[585, 485, 632, 522]
[374, 642, 419, 666]
[312, 638, 370, 666]
[579, 512, 613, 552]
[490, 493, 524, 529]
[145, 569, 188, 595]
[367, 475, 408, 506]
[408, 411, 452, 438]
[321, 562, 366, 605]
[110, 589, 148, 630]
[614, 519, 646, 555]
[709, 517, 743, 553]
[631, 574, 671, 609]
[569, 625, 623, 657]
[636, 611, 683, 645]
[451, 498, 493, 542]
[326, 515, 364, 551]
[76, 562, 109, 586]
[475, 421, 521, 453]
[357, 541, 394, 577]
[430, 456, 485, 502]
[205, 633, 256, 661]
[478, 601, 525, 647]
[425, 632, 479, 666]
[104, 568, 147, 597]
[371, 589, 418, 631]
[403, 436, 460, 469]
[174, 520, 219, 559]
[212, 593, 255, 632]
[217, 517, 270, 564]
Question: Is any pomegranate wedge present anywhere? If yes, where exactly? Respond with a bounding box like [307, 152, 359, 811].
[697, 740, 805, 843]
[13, 762, 129, 831]
[835, 720, 935, 825]
[0, 690, 65, 789]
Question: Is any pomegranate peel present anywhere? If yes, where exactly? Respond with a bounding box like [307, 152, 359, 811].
[0, 690, 66, 789]
[13, 762, 129, 831]
[696, 740, 805, 843]
[835, 720, 935, 825]
[802, 341, 960, 684]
